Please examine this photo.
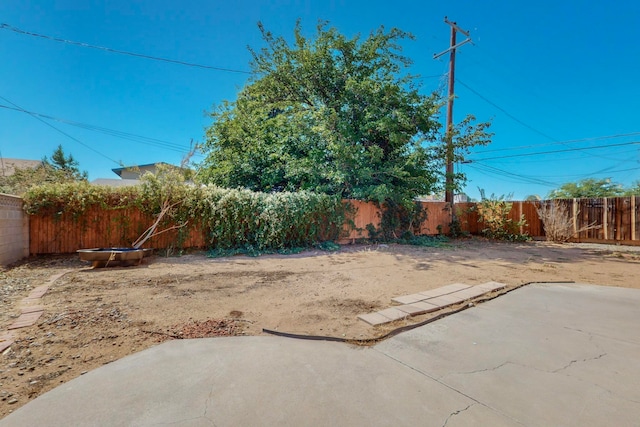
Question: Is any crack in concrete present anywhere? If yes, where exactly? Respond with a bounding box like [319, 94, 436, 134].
[552, 353, 607, 373]
[563, 325, 640, 346]
[201, 364, 219, 426]
[442, 403, 475, 427]
[153, 416, 215, 426]
[373, 348, 527, 426]
[449, 361, 511, 376]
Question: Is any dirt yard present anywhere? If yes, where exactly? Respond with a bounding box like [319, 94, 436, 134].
[2, 238, 640, 418]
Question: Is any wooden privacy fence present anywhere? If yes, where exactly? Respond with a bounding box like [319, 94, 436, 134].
[29, 207, 206, 255]
[339, 200, 544, 242]
[548, 197, 640, 244]
[26, 196, 639, 254]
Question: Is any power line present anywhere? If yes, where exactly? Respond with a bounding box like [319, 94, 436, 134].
[469, 141, 639, 162]
[456, 78, 557, 141]
[466, 162, 559, 187]
[0, 23, 252, 74]
[467, 131, 640, 155]
[0, 104, 195, 154]
[0, 94, 120, 164]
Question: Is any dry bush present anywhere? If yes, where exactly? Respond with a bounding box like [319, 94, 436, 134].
[536, 200, 598, 242]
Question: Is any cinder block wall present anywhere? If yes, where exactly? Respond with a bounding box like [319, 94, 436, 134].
[0, 194, 29, 267]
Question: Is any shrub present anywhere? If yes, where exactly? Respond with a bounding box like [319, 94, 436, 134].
[476, 189, 529, 241]
[536, 200, 599, 242]
[23, 181, 346, 252]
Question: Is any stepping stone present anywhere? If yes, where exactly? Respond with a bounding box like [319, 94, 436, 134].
[424, 293, 466, 307]
[0, 332, 14, 353]
[8, 311, 44, 330]
[358, 312, 393, 326]
[448, 286, 488, 300]
[477, 281, 507, 292]
[45, 270, 71, 285]
[391, 283, 471, 304]
[391, 293, 428, 305]
[376, 307, 409, 322]
[28, 285, 50, 299]
[419, 283, 470, 299]
[397, 301, 441, 315]
[21, 305, 44, 314]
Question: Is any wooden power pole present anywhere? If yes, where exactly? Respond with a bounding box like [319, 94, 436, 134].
[434, 17, 472, 209]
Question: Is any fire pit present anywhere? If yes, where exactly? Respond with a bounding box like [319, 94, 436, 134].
[77, 248, 153, 268]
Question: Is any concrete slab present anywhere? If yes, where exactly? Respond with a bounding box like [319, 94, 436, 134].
[0, 337, 476, 427]
[3, 283, 639, 427]
[375, 283, 640, 427]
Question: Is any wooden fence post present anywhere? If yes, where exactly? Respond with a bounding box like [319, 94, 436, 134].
[518, 201, 523, 235]
[572, 198, 577, 238]
[603, 197, 608, 240]
[632, 195, 636, 241]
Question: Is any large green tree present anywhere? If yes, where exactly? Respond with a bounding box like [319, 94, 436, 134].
[548, 178, 625, 199]
[198, 21, 491, 204]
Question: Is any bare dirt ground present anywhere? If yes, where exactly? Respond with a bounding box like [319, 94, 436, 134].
[2, 238, 640, 418]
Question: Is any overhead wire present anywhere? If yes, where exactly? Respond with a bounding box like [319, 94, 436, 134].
[465, 162, 560, 187]
[0, 104, 196, 154]
[0, 94, 120, 164]
[456, 78, 556, 141]
[468, 141, 639, 162]
[0, 23, 252, 74]
[466, 131, 640, 155]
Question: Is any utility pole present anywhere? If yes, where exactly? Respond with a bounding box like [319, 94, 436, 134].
[434, 17, 472, 210]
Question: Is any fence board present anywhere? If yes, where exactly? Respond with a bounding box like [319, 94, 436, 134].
[27, 196, 640, 254]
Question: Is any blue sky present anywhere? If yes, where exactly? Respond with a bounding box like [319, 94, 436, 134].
[1, 0, 639, 200]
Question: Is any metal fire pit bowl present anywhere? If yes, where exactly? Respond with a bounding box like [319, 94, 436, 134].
[77, 248, 153, 268]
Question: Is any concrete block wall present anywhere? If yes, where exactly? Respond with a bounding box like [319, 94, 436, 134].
[0, 194, 29, 267]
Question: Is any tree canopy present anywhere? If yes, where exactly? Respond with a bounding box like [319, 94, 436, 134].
[547, 178, 626, 199]
[198, 21, 491, 204]
[43, 144, 88, 181]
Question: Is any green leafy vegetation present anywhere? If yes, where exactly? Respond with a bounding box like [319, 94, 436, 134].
[198, 21, 491, 208]
[548, 178, 640, 199]
[23, 180, 347, 251]
[0, 145, 87, 196]
[475, 189, 529, 241]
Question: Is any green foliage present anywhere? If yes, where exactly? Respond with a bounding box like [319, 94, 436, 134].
[475, 189, 529, 241]
[24, 180, 346, 251]
[548, 178, 625, 199]
[0, 146, 87, 195]
[192, 186, 345, 250]
[23, 181, 141, 216]
[394, 234, 448, 247]
[363, 200, 427, 242]
[43, 145, 88, 181]
[198, 21, 491, 206]
[624, 181, 640, 196]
